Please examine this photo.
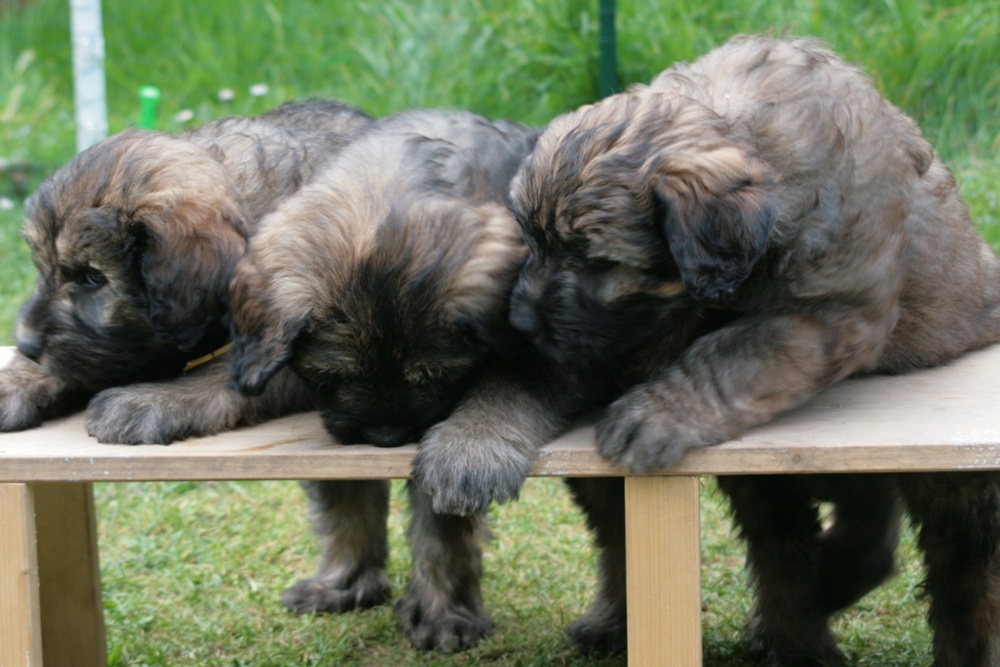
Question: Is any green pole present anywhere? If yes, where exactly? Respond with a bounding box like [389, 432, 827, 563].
[138, 85, 161, 129]
[598, 0, 618, 98]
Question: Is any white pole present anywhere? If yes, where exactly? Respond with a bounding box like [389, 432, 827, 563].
[69, 0, 108, 153]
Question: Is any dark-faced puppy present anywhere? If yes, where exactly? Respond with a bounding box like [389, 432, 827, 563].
[0, 100, 372, 443]
[502, 35, 1000, 666]
[229, 109, 538, 651]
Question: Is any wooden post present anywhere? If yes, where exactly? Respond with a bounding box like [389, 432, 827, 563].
[625, 475, 702, 666]
[33, 482, 107, 666]
[0, 484, 43, 667]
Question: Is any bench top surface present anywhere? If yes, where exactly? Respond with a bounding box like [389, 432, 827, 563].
[2, 345, 1000, 482]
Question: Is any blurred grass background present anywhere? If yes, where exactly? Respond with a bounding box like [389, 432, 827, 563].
[0, 0, 997, 664]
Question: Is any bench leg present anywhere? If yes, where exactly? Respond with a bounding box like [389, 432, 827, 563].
[0, 482, 107, 667]
[625, 475, 702, 666]
[0, 483, 43, 666]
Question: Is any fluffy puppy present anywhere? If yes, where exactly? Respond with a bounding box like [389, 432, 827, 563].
[229, 109, 538, 651]
[422, 36, 1000, 665]
[1, 100, 372, 443]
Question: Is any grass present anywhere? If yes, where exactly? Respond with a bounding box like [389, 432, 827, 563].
[95, 478, 933, 667]
[0, 0, 997, 664]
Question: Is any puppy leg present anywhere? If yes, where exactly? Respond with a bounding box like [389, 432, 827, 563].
[414, 361, 567, 515]
[395, 480, 492, 652]
[281, 480, 393, 614]
[0, 352, 86, 430]
[899, 472, 1000, 667]
[717, 475, 846, 667]
[86, 361, 313, 444]
[814, 474, 900, 615]
[597, 313, 885, 472]
[564, 477, 627, 654]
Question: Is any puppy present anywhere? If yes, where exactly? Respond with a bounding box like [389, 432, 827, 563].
[421, 36, 1000, 665]
[0, 99, 372, 443]
[229, 108, 539, 651]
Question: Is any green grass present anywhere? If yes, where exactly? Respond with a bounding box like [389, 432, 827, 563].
[96, 478, 932, 667]
[1, 0, 997, 663]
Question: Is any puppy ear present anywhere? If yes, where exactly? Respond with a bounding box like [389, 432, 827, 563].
[445, 202, 527, 353]
[227, 260, 309, 397]
[134, 199, 248, 350]
[654, 148, 777, 302]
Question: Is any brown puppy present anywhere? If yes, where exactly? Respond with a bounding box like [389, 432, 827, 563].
[421, 36, 1000, 665]
[229, 108, 538, 651]
[0, 100, 372, 442]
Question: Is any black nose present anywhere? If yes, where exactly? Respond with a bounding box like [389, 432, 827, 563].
[509, 294, 540, 335]
[15, 328, 43, 362]
[363, 425, 415, 448]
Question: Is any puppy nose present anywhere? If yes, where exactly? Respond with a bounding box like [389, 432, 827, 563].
[509, 296, 540, 335]
[15, 327, 43, 362]
[363, 425, 414, 448]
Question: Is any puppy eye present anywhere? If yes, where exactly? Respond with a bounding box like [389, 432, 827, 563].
[74, 267, 107, 289]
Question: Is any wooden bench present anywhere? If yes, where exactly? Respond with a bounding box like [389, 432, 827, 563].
[2, 344, 1000, 666]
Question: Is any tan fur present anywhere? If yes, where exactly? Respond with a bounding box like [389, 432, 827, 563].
[230, 108, 538, 652]
[417, 36, 1000, 664]
[0, 99, 371, 442]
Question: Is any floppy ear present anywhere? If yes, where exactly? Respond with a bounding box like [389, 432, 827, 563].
[134, 199, 248, 350]
[444, 202, 528, 354]
[227, 260, 309, 397]
[654, 148, 777, 303]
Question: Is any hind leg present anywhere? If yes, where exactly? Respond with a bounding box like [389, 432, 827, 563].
[564, 477, 627, 654]
[814, 474, 900, 615]
[899, 471, 1000, 667]
[395, 480, 492, 652]
[718, 474, 845, 667]
[281, 480, 393, 614]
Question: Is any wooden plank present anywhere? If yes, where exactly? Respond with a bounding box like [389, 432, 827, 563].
[2, 344, 1000, 481]
[0, 484, 43, 667]
[625, 476, 702, 666]
[32, 482, 107, 666]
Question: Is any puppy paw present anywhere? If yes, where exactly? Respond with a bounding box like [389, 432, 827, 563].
[565, 613, 627, 656]
[0, 382, 44, 431]
[0, 365, 63, 431]
[86, 386, 194, 444]
[596, 384, 725, 473]
[281, 570, 391, 614]
[395, 589, 492, 652]
[414, 422, 533, 516]
[745, 615, 847, 667]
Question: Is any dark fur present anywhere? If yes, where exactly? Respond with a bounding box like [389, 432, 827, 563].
[420, 36, 1000, 665]
[229, 109, 539, 651]
[1, 99, 372, 442]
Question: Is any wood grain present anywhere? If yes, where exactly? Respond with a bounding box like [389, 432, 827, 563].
[32, 483, 106, 667]
[0, 484, 42, 667]
[2, 345, 1000, 481]
[626, 476, 702, 666]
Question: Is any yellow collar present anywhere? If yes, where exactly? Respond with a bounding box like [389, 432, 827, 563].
[183, 341, 233, 373]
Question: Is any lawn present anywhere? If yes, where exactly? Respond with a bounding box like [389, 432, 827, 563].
[1, 0, 998, 665]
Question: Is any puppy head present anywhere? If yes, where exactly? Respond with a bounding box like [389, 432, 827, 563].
[17, 129, 248, 389]
[230, 186, 526, 447]
[508, 91, 776, 364]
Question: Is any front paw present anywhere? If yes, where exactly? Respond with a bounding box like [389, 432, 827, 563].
[0, 382, 44, 431]
[566, 612, 627, 656]
[281, 570, 391, 614]
[414, 423, 533, 516]
[395, 586, 492, 652]
[596, 384, 723, 473]
[86, 387, 184, 444]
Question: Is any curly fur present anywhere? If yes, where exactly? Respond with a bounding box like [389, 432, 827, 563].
[1, 99, 372, 441]
[230, 108, 539, 651]
[420, 35, 1000, 665]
